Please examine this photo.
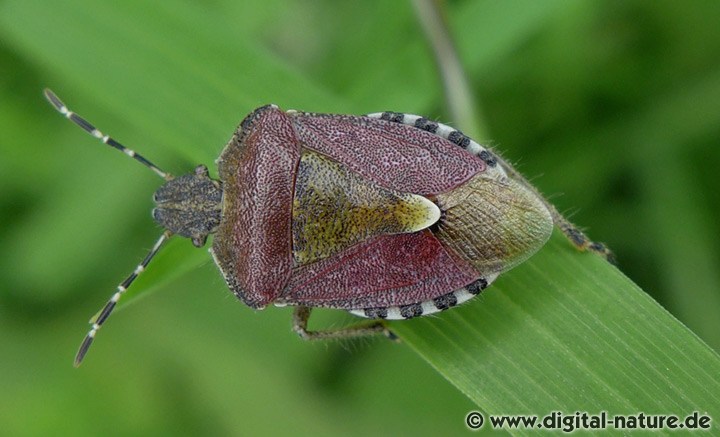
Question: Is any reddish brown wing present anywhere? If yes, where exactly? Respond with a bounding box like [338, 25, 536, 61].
[280, 112, 485, 308]
[280, 230, 479, 309]
[291, 113, 485, 195]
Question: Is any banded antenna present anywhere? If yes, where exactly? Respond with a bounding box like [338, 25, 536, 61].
[44, 89, 169, 179]
[44, 89, 173, 366]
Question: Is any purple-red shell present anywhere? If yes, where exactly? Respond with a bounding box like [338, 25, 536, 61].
[210, 106, 550, 315]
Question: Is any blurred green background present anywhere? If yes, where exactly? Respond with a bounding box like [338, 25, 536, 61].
[1, 0, 719, 435]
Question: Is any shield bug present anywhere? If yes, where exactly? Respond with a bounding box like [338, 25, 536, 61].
[44, 89, 612, 366]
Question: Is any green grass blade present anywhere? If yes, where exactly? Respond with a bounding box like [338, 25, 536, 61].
[393, 231, 720, 420]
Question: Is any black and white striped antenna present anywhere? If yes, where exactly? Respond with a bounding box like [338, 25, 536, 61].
[44, 89, 173, 366]
[44, 89, 170, 180]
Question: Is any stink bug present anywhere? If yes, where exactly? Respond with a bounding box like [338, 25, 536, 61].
[44, 89, 612, 366]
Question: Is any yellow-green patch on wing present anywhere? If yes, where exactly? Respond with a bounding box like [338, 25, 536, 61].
[292, 151, 440, 266]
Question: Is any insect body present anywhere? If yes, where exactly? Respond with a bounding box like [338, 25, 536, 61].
[44, 89, 611, 366]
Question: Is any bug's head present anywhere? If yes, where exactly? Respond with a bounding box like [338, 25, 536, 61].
[153, 164, 223, 247]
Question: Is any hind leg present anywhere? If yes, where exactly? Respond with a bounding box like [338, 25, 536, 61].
[494, 152, 616, 264]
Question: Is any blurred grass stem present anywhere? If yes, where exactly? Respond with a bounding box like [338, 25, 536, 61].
[412, 0, 487, 139]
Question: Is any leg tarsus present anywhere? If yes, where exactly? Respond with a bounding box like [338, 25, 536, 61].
[292, 306, 397, 341]
[555, 213, 616, 264]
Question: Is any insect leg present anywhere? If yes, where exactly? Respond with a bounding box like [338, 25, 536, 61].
[292, 306, 397, 341]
